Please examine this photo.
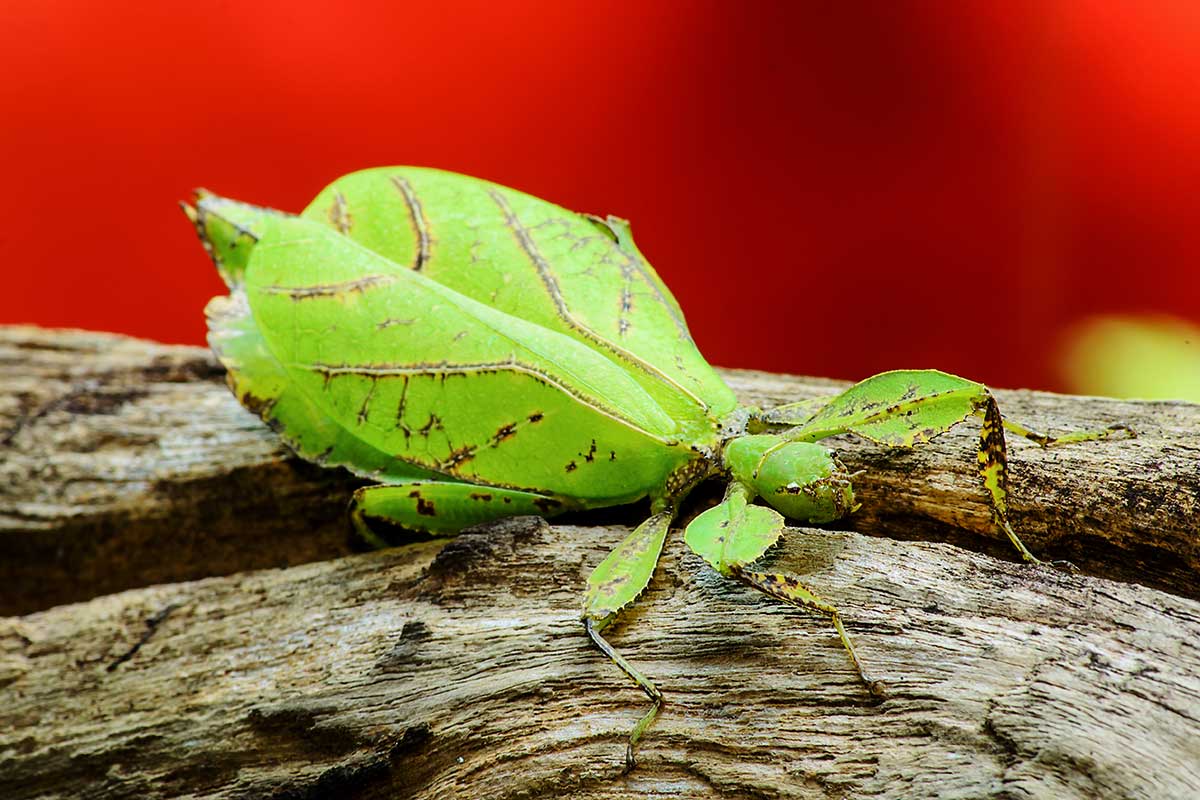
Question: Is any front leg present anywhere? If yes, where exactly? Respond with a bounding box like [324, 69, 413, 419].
[684, 482, 884, 697]
[776, 369, 1133, 565]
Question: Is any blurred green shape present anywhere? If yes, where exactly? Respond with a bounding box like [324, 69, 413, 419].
[1061, 315, 1200, 402]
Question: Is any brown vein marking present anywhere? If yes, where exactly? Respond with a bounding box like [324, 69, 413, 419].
[417, 413, 442, 437]
[612, 238, 693, 343]
[487, 189, 708, 409]
[193, 205, 262, 270]
[376, 317, 416, 330]
[304, 360, 664, 439]
[329, 190, 353, 234]
[261, 273, 396, 300]
[594, 213, 692, 343]
[395, 376, 412, 441]
[356, 378, 378, 426]
[490, 422, 519, 446]
[475, 415, 541, 458]
[488, 188, 570, 314]
[390, 176, 431, 271]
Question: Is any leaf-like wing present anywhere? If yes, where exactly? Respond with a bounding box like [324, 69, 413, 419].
[792, 370, 983, 446]
[219, 210, 696, 502]
[300, 167, 738, 436]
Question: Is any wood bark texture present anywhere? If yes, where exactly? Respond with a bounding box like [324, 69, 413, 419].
[1, 325, 1198, 800]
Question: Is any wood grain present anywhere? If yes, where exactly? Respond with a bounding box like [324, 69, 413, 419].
[1, 326, 1197, 799]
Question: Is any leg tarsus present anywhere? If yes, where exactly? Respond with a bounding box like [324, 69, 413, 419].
[585, 617, 662, 770]
[1001, 417, 1135, 448]
[1049, 559, 1080, 574]
[992, 511, 1048, 566]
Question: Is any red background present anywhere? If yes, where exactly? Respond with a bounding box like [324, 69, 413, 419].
[3, 1, 1198, 391]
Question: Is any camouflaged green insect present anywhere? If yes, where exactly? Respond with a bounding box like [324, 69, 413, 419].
[185, 167, 1129, 769]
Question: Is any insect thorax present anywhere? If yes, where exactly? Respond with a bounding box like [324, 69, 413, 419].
[659, 454, 718, 507]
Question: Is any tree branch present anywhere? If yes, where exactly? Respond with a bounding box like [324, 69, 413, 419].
[1, 325, 1197, 799]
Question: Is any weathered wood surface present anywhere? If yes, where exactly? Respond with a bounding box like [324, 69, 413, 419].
[1, 326, 361, 616]
[2, 326, 1196, 615]
[1, 325, 1198, 799]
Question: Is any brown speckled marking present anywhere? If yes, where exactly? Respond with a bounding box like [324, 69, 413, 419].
[491, 422, 518, 446]
[976, 394, 1010, 520]
[376, 317, 416, 330]
[970, 393, 1048, 565]
[441, 444, 477, 471]
[532, 497, 561, 514]
[415, 497, 437, 516]
[565, 460, 578, 473]
[661, 456, 711, 499]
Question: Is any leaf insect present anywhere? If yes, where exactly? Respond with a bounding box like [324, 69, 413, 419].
[185, 167, 1130, 769]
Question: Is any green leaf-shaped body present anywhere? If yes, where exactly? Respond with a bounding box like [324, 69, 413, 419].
[301, 167, 738, 434]
[197, 168, 735, 507]
[190, 170, 1129, 767]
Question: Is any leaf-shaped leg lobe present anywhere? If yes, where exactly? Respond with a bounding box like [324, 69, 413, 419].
[681, 481, 883, 695]
[584, 509, 674, 619]
[683, 481, 784, 574]
[351, 481, 572, 546]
